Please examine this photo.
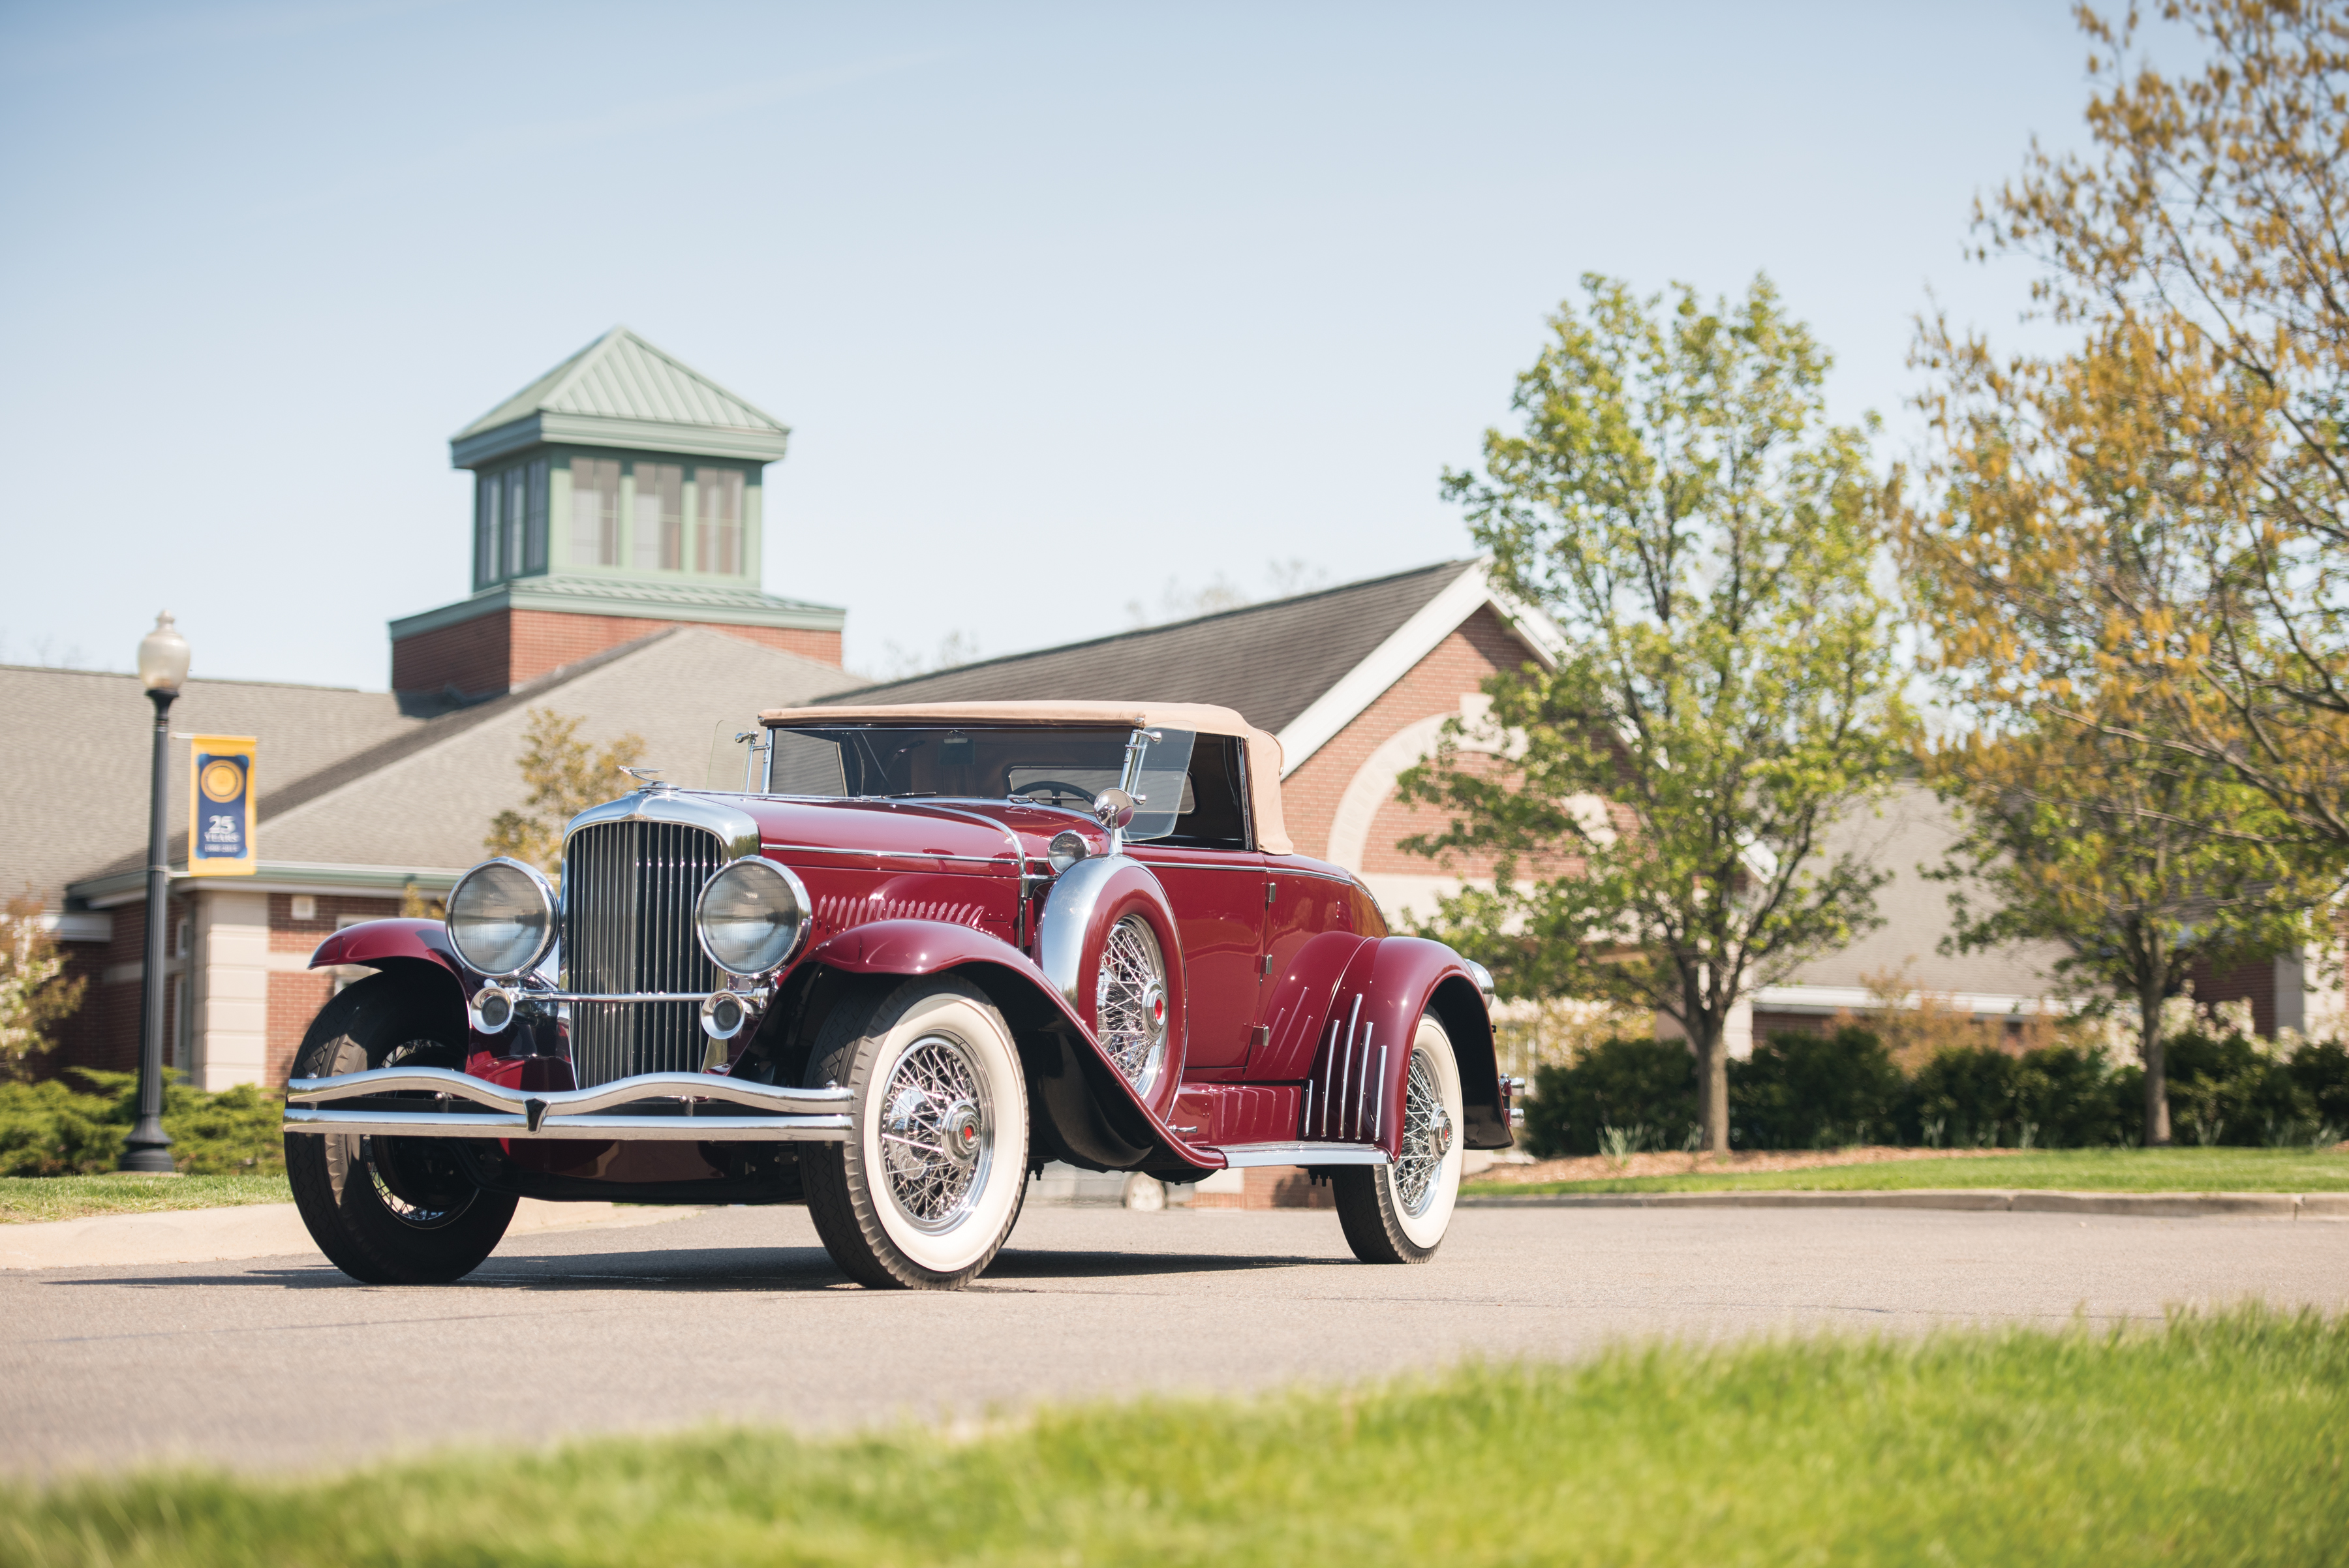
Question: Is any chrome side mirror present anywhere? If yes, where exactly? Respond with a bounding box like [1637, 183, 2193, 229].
[1094, 786, 1138, 855]
[1093, 787, 1138, 831]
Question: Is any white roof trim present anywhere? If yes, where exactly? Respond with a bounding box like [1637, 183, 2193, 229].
[1752, 984, 2080, 1019]
[1274, 560, 1565, 777]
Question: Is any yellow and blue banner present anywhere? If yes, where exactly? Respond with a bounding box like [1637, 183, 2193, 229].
[188, 735, 256, 877]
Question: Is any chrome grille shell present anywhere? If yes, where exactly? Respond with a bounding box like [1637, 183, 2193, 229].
[559, 791, 763, 1088]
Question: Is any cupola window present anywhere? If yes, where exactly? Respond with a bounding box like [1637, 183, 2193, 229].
[696, 468, 743, 576]
[571, 457, 620, 566]
[632, 462, 684, 572]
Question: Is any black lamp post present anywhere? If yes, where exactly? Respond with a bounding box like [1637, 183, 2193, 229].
[121, 611, 189, 1174]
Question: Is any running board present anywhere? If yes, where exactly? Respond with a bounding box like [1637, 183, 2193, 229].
[1209, 1140, 1387, 1168]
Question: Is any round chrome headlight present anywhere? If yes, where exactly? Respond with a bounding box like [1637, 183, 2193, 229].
[694, 857, 809, 977]
[1047, 830, 1089, 875]
[445, 859, 557, 977]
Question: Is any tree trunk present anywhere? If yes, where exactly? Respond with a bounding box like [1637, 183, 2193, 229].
[1693, 1022, 1730, 1158]
[2140, 978, 2171, 1148]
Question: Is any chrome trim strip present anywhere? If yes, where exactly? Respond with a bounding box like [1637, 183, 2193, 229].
[760, 844, 1010, 866]
[282, 1109, 850, 1142]
[286, 1066, 850, 1117]
[1213, 1141, 1387, 1167]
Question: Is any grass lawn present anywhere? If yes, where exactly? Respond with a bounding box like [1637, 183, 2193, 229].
[1464, 1145, 2349, 1197]
[0, 1172, 291, 1225]
[2, 1308, 2341, 1565]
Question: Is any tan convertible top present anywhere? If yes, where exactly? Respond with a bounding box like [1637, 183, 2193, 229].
[758, 699, 1293, 854]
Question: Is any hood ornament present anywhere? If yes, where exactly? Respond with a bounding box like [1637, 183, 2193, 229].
[619, 765, 675, 795]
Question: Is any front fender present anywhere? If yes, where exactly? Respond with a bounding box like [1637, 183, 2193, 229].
[1300, 936, 1507, 1156]
[801, 916, 1217, 1176]
[310, 916, 461, 975]
[301, 918, 476, 1054]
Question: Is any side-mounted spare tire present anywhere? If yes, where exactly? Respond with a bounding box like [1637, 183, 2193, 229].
[284, 972, 517, 1284]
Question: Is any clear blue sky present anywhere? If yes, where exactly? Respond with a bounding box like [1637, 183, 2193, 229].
[1, 1, 2096, 689]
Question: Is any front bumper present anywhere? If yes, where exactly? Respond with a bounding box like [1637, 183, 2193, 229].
[283, 1066, 852, 1142]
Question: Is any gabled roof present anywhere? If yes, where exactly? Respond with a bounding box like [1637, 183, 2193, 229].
[451, 327, 793, 468]
[825, 560, 1563, 775]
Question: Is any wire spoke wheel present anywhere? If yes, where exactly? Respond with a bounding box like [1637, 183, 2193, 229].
[1096, 915, 1169, 1097]
[803, 976, 1031, 1289]
[879, 1033, 992, 1233]
[1392, 1045, 1452, 1217]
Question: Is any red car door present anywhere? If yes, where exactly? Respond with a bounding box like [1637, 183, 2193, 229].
[1133, 846, 1266, 1069]
[1130, 734, 1266, 1071]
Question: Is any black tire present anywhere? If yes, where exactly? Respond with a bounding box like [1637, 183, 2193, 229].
[284, 974, 517, 1284]
[801, 976, 1030, 1289]
[1334, 1011, 1465, 1265]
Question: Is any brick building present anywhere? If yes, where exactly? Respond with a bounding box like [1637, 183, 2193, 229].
[15, 331, 863, 1089]
[390, 326, 846, 710]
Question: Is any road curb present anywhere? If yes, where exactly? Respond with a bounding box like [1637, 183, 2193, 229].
[0, 1199, 705, 1271]
[1459, 1188, 2347, 1218]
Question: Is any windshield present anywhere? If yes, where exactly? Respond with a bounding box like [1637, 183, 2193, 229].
[767, 724, 1199, 841]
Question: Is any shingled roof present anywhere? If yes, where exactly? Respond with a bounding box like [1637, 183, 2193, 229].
[57, 630, 865, 904]
[825, 561, 1483, 737]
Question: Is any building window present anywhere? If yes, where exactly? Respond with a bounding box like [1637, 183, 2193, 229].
[695, 468, 743, 576]
[504, 468, 527, 581]
[633, 462, 683, 571]
[476, 473, 502, 585]
[524, 459, 548, 573]
[572, 457, 620, 566]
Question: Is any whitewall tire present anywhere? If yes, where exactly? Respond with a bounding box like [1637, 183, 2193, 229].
[1334, 1011, 1464, 1264]
[803, 976, 1030, 1289]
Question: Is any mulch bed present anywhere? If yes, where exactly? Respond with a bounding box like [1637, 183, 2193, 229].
[1473, 1145, 2030, 1186]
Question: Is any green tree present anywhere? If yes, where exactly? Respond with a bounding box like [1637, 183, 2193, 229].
[1929, 717, 2317, 1146]
[0, 888, 85, 1082]
[485, 709, 647, 875]
[1400, 275, 1912, 1155]
[1966, 0, 2349, 846]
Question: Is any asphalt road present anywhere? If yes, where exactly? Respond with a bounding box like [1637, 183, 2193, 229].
[5, 1203, 2344, 1478]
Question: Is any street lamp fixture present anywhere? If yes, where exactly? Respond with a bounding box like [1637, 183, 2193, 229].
[120, 612, 189, 1173]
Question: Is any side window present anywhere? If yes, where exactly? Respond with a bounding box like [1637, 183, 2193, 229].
[1161, 736, 1250, 850]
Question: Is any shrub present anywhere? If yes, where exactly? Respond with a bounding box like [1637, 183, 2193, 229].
[0, 1069, 283, 1176]
[1730, 1028, 1903, 1148]
[1522, 1038, 1695, 1158]
[2288, 1041, 2349, 1135]
[2164, 1028, 2319, 1146]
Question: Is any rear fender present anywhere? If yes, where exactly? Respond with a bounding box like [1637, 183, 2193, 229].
[801, 917, 1217, 1176]
[1297, 936, 1507, 1155]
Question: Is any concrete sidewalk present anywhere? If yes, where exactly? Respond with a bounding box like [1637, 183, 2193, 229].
[0, 1199, 702, 1271]
[1463, 1188, 2349, 1218]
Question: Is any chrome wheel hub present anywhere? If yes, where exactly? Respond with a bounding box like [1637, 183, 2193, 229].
[1394, 1046, 1450, 1217]
[940, 1101, 983, 1166]
[878, 1034, 990, 1233]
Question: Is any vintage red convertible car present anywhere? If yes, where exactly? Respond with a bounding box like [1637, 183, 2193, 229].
[282, 701, 1513, 1289]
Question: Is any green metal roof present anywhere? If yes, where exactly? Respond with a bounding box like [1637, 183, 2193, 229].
[451, 326, 793, 469]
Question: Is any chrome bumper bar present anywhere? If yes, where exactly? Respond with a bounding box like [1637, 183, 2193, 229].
[282, 1066, 852, 1143]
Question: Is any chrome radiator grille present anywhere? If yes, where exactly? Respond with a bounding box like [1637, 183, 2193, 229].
[561, 820, 724, 1088]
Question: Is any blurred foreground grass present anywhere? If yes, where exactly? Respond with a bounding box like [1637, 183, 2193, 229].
[0, 1172, 290, 1224]
[1466, 1145, 2349, 1197]
[3, 1306, 2342, 1566]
